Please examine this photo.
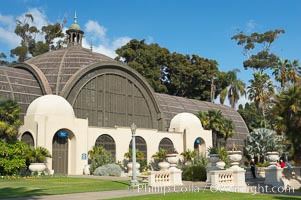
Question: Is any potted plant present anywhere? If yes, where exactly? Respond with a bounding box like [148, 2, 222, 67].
[180, 149, 196, 165]
[152, 149, 170, 171]
[207, 146, 219, 166]
[26, 146, 51, 174]
[166, 148, 179, 169]
[227, 143, 242, 169]
[124, 149, 144, 173]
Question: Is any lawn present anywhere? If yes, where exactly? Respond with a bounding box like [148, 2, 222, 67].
[0, 176, 129, 198]
[113, 190, 301, 200]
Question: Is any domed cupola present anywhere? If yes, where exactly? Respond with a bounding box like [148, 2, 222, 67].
[66, 11, 84, 46]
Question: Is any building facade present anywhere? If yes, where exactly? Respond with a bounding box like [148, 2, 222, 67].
[0, 16, 249, 175]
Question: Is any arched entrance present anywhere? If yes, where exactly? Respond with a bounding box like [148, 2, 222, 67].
[95, 134, 116, 160]
[21, 132, 34, 146]
[52, 130, 69, 174]
[129, 136, 147, 162]
[158, 137, 174, 151]
[194, 137, 206, 155]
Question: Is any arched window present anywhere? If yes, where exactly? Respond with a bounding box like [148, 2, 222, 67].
[95, 134, 116, 160]
[159, 137, 174, 151]
[194, 137, 206, 154]
[21, 132, 34, 146]
[129, 136, 147, 161]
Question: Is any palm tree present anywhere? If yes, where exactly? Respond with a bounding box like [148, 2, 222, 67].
[0, 99, 22, 141]
[219, 69, 246, 109]
[273, 59, 300, 88]
[269, 85, 301, 164]
[197, 110, 224, 147]
[247, 71, 274, 127]
[220, 118, 235, 148]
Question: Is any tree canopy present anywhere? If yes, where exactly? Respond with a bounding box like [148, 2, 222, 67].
[115, 39, 220, 101]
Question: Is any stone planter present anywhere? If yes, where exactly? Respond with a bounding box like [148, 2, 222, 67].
[266, 151, 279, 167]
[127, 162, 140, 174]
[158, 161, 170, 171]
[29, 163, 46, 174]
[166, 153, 178, 170]
[227, 151, 242, 169]
[216, 160, 226, 169]
[209, 154, 220, 166]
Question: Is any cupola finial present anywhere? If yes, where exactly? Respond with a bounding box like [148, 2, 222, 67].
[74, 11, 77, 24]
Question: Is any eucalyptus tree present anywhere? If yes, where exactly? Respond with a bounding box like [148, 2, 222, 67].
[231, 29, 285, 72]
[10, 13, 65, 62]
[247, 71, 274, 127]
[219, 69, 246, 109]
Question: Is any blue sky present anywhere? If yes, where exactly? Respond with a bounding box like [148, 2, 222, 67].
[1, 0, 300, 106]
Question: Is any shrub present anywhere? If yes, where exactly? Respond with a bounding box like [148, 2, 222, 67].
[90, 149, 114, 173]
[93, 163, 122, 176]
[182, 164, 206, 181]
[0, 140, 29, 175]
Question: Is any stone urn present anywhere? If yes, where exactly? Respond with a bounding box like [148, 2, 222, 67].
[29, 163, 46, 174]
[227, 151, 242, 169]
[158, 161, 170, 171]
[166, 153, 178, 170]
[216, 160, 226, 169]
[266, 151, 279, 167]
[209, 154, 220, 167]
[127, 162, 140, 174]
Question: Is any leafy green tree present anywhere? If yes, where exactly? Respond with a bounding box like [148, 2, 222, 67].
[231, 29, 285, 72]
[115, 39, 170, 93]
[238, 102, 267, 132]
[219, 69, 245, 108]
[0, 53, 9, 66]
[115, 39, 220, 101]
[10, 13, 64, 62]
[0, 99, 22, 141]
[269, 85, 301, 164]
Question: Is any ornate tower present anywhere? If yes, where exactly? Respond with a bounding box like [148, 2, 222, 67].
[66, 12, 84, 46]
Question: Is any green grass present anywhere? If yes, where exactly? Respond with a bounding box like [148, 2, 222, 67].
[0, 176, 129, 198]
[113, 190, 301, 200]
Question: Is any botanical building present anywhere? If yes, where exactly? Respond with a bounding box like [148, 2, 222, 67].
[0, 17, 249, 174]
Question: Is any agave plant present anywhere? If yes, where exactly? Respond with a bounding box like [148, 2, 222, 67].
[245, 128, 281, 162]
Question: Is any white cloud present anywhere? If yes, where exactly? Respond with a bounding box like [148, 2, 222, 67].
[82, 20, 131, 58]
[0, 13, 19, 49]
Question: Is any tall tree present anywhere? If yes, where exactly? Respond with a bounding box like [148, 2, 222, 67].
[273, 59, 300, 88]
[231, 29, 285, 72]
[115, 39, 220, 101]
[238, 103, 267, 132]
[0, 99, 22, 141]
[247, 71, 274, 127]
[197, 110, 234, 147]
[10, 13, 65, 61]
[219, 69, 245, 109]
[115, 39, 170, 93]
[269, 85, 301, 164]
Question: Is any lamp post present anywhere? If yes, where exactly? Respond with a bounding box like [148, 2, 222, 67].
[130, 123, 139, 186]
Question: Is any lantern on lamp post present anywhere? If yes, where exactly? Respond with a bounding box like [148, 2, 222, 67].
[130, 123, 139, 186]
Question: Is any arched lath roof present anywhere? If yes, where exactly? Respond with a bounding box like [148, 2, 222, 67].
[25, 45, 116, 95]
[155, 93, 249, 146]
[0, 66, 44, 118]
